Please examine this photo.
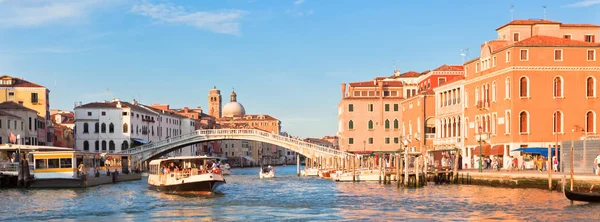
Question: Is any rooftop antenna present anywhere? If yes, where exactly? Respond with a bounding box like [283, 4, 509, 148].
[542, 5, 547, 20]
[510, 4, 515, 21]
[461, 48, 469, 63]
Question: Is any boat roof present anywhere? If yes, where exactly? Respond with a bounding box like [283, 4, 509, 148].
[149, 156, 222, 165]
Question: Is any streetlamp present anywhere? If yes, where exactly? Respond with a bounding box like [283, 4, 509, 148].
[478, 126, 483, 173]
[363, 140, 366, 152]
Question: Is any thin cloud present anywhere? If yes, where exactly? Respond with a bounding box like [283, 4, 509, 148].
[0, 0, 106, 28]
[564, 0, 600, 7]
[294, 0, 305, 5]
[130, 2, 247, 36]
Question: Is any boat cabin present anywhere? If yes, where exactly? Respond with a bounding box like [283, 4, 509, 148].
[32, 151, 133, 179]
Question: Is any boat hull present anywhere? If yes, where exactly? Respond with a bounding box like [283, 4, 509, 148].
[564, 189, 600, 202]
[260, 171, 274, 178]
[149, 180, 225, 192]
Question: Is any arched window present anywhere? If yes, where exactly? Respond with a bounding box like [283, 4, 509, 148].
[95, 141, 99, 151]
[83, 123, 89, 133]
[83, 141, 89, 151]
[553, 76, 563, 98]
[519, 111, 529, 133]
[587, 77, 596, 97]
[505, 77, 511, 99]
[109, 140, 115, 150]
[553, 111, 563, 133]
[492, 81, 497, 102]
[101, 140, 107, 150]
[425, 117, 435, 135]
[348, 120, 354, 130]
[109, 123, 114, 133]
[505, 111, 511, 134]
[101, 123, 106, 133]
[123, 123, 128, 133]
[94, 122, 99, 133]
[384, 119, 390, 129]
[368, 120, 374, 130]
[520, 76, 529, 97]
[122, 141, 129, 150]
[587, 111, 596, 133]
[393, 119, 399, 129]
[475, 87, 480, 105]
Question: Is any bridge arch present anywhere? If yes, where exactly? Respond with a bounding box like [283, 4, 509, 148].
[119, 129, 352, 166]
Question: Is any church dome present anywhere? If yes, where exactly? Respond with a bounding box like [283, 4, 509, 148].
[222, 101, 246, 117]
[222, 90, 245, 118]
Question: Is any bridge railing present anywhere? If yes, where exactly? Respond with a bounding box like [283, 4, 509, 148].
[120, 131, 200, 155]
[119, 128, 352, 159]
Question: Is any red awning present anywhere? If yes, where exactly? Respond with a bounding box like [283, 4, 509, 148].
[472, 144, 504, 156]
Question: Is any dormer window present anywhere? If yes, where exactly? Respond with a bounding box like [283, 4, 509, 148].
[513, 33, 520, 42]
[564, 34, 572, 39]
[585, 35, 596, 43]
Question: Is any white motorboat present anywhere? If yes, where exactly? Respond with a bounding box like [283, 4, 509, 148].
[218, 157, 231, 175]
[301, 168, 319, 176]
[336, 169, 384, 182]
[148, 156, 225, 193]
[259, 166, 274, 179]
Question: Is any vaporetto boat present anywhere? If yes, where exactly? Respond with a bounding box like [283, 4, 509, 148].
[148, 156, 225, 193]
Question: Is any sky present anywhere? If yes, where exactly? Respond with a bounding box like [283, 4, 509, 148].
[1, 0, 600, 138]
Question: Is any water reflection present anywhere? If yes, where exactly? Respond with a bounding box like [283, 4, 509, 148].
[1, 166, 600, 221]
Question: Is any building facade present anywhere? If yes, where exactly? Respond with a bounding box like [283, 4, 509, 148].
[461, 19, 600, 168]
[74, 99, 195, 154]
[0, 102, 39, 145]
[0, 75, 52, 145]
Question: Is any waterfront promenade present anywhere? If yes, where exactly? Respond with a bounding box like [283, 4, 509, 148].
[454, 169, 600, 190]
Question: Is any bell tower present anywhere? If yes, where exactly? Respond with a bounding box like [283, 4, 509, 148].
[208, 86, 222, 118]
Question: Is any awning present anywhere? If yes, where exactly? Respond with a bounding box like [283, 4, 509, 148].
[472, 144, 504, 156]
[511, 147, 559, 158]
[132, 138, 149, 144]
[242, 156, 255, 162]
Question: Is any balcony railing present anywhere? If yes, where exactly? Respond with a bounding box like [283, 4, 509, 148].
[433, 137, 462, 145]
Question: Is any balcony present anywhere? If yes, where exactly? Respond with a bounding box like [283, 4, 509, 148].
[475, 101, 489, 111]
[433, 137, 462, 145]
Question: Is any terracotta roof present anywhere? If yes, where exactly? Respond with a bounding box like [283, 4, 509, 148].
[433, 65, 463, 72]
[218, 114, 279, 122]
[0, 110, 21, 119]
[0, 101, 38, 113]
[0, 75, 46, 88]
[349, 80, 403, 87]
[514, 35, 600, 47]
[420, 70, 431, 76]
[77, 102, 121, 109]
[496, 19, 561, 30]
[343, 97, 405, 100]
[398, 71, 421, 78]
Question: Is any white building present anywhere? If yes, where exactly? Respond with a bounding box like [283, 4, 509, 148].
[74, 99, 196, 154]
[433, 78, 467, 167]
[0, 101, 39, 145]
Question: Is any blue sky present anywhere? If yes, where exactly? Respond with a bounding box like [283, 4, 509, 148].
[1, 0, 599, 138]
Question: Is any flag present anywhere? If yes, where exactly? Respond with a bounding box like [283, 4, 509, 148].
[9, 131, 16, 144]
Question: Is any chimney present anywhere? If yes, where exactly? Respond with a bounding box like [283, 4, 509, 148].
[79, 101, 82, 106]
[132, 99, 138, 105]
[184, 107, 189, 112]
[394, 69, 400, 76]
[74, 102, 78, 108]
[340, 83, 347, 99]
[116, 100, 122, 108]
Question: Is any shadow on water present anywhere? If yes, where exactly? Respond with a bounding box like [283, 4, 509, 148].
[3, 166, 600, 221]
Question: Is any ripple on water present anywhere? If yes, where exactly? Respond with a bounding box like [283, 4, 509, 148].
[2, 166, 600, 221]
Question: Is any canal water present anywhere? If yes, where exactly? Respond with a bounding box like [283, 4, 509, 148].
[1, 166, 599, 221]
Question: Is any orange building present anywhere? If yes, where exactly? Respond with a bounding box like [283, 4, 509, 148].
[462, 19, 600, 168]
[400, 90, 435, 153]
[338, 65, 463, 153]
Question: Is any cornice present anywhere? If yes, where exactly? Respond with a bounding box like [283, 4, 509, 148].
[466, 66, 600, 84]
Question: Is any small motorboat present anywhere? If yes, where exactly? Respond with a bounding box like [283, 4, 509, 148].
[260, 166, 274, 179]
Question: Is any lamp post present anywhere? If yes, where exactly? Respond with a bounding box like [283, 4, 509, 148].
[363, 140, 366, 152]
[478, 126, 483, 173]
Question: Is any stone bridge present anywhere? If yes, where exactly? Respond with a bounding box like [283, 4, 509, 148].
[118, 129, 352, 165]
